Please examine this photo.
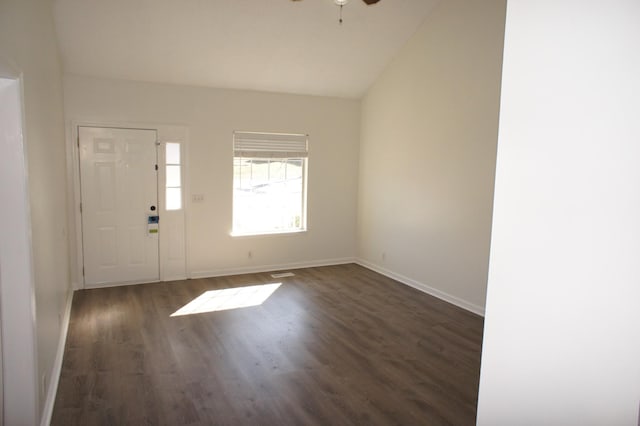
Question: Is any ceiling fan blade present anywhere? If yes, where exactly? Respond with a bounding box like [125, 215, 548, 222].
[362, 0, 381, 4]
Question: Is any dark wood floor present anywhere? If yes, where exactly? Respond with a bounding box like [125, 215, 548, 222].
[51, 264, 484, 426]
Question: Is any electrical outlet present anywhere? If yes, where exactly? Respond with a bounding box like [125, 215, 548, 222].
[248, 251, 253, 259]
[381, 252, 386, 261]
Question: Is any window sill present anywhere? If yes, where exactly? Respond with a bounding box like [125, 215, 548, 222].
[230, 229, 307, 238]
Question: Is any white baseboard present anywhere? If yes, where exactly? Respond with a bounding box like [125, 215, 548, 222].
[83, 277, 162, 290]
[355, 259, 485, 317]
[40, 289, 73, 426]
[190, 257, 356, 280]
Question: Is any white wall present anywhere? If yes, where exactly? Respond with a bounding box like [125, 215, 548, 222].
[358, 0, 506, 314]
[0, 76, 39, 426]
[0, 0, 71, 421]
[477, 1, 640, 424]
[64, 74, 360, 279]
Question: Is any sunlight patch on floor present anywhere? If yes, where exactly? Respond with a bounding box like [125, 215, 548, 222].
[170, 283, 282, 317]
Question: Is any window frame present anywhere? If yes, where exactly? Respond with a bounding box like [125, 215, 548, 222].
[231, 132, 308, 237]
[164, 142, 183, 211]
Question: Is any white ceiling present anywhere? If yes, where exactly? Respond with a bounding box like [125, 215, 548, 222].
[52, 0, 438, 98]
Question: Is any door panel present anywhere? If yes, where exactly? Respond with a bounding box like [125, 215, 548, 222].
[79, 127, 159, 286]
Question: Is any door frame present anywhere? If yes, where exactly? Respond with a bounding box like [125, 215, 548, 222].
[67, 121, 190, 290]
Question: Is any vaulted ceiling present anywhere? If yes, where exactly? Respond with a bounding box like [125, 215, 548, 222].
[52, 0, 439, 98]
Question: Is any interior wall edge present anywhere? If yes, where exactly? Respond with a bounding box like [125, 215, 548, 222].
[0, 72, 39, 426]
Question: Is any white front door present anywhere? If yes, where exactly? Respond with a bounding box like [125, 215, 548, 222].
[79, 127, 159, 286]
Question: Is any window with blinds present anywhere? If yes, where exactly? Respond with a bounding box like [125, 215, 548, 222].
[232, 131, 308, 236]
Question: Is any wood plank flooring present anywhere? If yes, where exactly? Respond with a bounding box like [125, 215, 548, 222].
[51, 264, 484, 425]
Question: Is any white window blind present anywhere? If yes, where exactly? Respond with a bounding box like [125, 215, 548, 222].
[233, 131, 308, 158]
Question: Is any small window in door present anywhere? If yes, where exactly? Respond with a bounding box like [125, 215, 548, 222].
[165, 142, 182, 211]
